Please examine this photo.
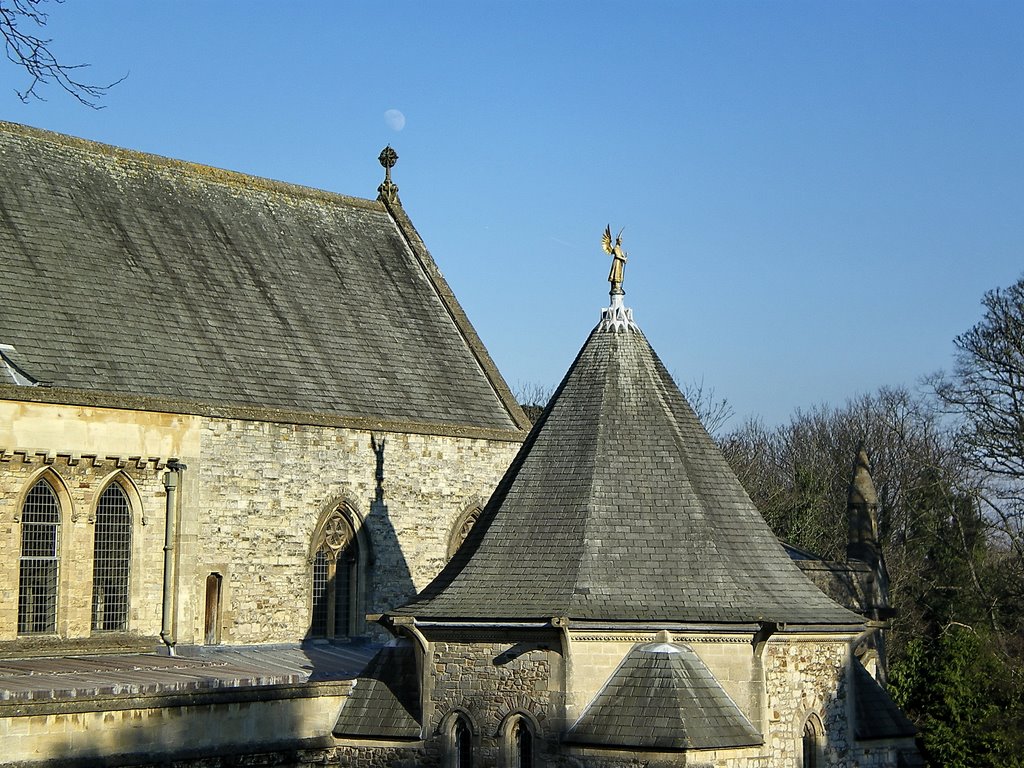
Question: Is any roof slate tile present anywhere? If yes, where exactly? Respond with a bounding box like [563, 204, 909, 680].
[0, 122, 519, 430]
[394, 319, 864, 626]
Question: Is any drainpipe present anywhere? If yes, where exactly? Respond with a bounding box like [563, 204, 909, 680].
[161, 459, 186, 655]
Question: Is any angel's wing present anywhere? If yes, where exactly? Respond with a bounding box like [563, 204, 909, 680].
[602, 225, 613, 254]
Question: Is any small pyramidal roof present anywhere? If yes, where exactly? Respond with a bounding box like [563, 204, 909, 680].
[566, 637, 761, 750]
[394, 241, 863, 628]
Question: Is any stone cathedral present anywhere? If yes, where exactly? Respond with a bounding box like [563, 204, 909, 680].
[0, 121, 919, 767]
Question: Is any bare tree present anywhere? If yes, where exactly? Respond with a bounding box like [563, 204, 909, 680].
[676, 376, 735, 436]
[934, 275, 1024, 593]
[513, 381, 556, 425]
[1, 0, 123, 107]
[718, 387, 1008, 641]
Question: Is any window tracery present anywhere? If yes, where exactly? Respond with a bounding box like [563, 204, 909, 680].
[448, 505, 482, 558]
[310, 505, 359, 639]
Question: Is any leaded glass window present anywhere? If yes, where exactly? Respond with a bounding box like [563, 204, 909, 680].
[18, 479, 60, 634]
[92, 483, 132, 631]
[310, 507, 358, 639]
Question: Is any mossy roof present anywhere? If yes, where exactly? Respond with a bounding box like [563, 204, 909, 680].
[0, 121, 523, 431]
[394, 316, 864, 626]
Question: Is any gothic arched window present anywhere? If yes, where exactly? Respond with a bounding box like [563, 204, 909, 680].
[510, 717, 534, 768]
[453, 715, 473, 768]
[802, 713, 825, 768]
[311, 506, 359, 639]
[92, 482, 132, 631]
[18, 479, 61, 634]
[448, 505, 482, 558]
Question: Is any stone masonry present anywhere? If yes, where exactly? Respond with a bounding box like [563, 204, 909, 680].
[0, 400, 520, 649]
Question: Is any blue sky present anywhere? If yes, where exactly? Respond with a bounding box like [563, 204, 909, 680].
[8, 1, 1022, 427]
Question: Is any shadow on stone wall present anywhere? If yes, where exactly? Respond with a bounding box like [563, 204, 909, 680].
[303, 433, 417, 642]
[364, 433, 416, 625]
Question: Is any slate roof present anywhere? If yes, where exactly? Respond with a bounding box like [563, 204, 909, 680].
[0, 121, 525, 432]
[333, 641, 421, 740]
[565, 640, 761, 750]
[394, 309, 864, 626]
[851, 660, 918, 741]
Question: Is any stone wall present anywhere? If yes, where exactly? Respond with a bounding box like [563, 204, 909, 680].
[562, 631, 870, 768]
[192, 419, 518, 644]
[0, 682, 351, 766]
[0, 450, 168, 644]
[424, 630, 561, 766]
[763, 636, 851, 768]
[0, 400, 521, 647]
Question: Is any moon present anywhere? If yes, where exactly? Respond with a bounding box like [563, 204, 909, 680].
[384, 109, 406, 131]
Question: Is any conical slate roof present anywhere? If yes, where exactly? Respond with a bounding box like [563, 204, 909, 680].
[394, 304, 863, 626]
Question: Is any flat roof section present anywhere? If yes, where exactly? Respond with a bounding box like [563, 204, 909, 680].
[0, 643, 379, 703]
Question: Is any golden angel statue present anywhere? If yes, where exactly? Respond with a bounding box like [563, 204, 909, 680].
[602, 225, 627, 295]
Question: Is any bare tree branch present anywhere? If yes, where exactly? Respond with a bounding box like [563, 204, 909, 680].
[0, 0, 124, 108]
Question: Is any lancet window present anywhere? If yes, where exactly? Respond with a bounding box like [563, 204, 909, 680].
[802, 713, 824, 768]
[453, 715, 473, 768]
[510, 717, 534, 768]
[92, 482, 132, 631]
[18, 479, 61, 634]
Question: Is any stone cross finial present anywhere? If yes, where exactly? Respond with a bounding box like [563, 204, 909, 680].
[377, 145, 399, 203]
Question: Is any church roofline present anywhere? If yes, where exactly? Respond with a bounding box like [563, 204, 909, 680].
[376, 180, 532, 432]
[0, 121, 527, 431]
[0, 120, 384, 211]
[387, 615, 865, 635]
[0, 383, 527, 443]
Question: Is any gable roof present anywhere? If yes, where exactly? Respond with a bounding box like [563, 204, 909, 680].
[393, 302, 864, 626]
[0, 121, 527, 433]
[565, 640, 761, 750]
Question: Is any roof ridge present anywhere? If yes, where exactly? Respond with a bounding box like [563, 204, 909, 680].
[377, 191, 531, 431]
[0, 119, 383, 211]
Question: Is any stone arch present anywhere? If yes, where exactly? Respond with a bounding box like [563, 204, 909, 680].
[13, 466, 72, 523]
[497, 709, 541, 768]
[15, 468, 70, 635]
[89, 472, 138, 632]
[438, 708, 479, 768]
[800, 710, 826, 768]
[448, 500, 484, 559]
[307, 497, 371, 639]
[89, 470, 144, 524]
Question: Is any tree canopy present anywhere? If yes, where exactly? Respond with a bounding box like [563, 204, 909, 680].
[721, 274, 1024, 766]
